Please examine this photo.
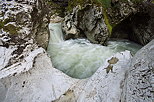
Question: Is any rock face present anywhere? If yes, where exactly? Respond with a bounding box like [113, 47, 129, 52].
[0, 0, 57, 69]
[62, 0, 153, 45]
[121, 40, 154, 102]
[0, 0, 53, 49]
[130, 2, 154, 45]
[111, 1, 154, 45]
[106, 0, 138, 26]
[62, 4, 109, 45]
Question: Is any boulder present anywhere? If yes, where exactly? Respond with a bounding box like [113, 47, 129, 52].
[121, 39, 154, 102]
[0, 52, 79, 102]
[62, 4, 109, 45]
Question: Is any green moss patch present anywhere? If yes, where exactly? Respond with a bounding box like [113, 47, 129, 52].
[103, 11, 112, 35]
[3, 24, 20, 35]
[0, 20, 5, 29]
[96, 0, 111, 8]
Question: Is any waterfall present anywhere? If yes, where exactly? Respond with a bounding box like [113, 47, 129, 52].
[48, 23, 64, 43]
[47, 23, 142, 79]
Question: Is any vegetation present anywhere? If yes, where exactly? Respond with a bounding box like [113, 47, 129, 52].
[3, 24, 20, 35]
[46, 0, 144, 35]
[0, 19, 20, 35]
[103, 11, 112, 34]
[96, 0, 111, 8]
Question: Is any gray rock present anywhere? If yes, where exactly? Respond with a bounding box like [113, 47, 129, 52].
[62, 4, 109, 45]
[131, 2, 154, 45]
[0, 0, 54, 49]
[0, 42, 153, 102]
[0, 52, 79, 102]
[74, 51, 132, 102]
[107, 0, 137, 25]
[121, 40, 154, 102]
[111, 1, 154, 45]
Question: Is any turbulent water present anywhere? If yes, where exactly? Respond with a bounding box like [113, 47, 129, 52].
[47, 23, 142, 79]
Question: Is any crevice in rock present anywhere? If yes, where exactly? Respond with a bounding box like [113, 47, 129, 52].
[111, 2, 154, 46]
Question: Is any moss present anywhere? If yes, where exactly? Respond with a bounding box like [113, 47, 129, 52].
[96, 0, 111, 8]
[0, 18, 15, 29]
[0, 18, 19, 35]
[66, 0, 145, 13]
[3, 24, 20, 35]
[97, 0, 144, 9]
[0, 20, 5, 29]
[103, 10, 112, 35]
[66, 0, 144, 35]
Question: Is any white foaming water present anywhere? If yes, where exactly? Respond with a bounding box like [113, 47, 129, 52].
[48, 23, 64, 43]
[47, 23, 142, 79]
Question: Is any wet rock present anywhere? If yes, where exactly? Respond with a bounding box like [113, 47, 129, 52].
[0, 43, 153, 102]
[50, 15, 64, 23]
[62, 4, 109, 45]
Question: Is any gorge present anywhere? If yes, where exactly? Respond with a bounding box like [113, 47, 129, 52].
[0, 0, 153, 102]
[47, 22, 142, 79]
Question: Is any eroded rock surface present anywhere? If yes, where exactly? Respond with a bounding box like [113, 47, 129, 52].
[73, 51, 132, 102]
[0, 52, 79, 102]
[62, 4, 109, 45]
[0, 0, 56, 70]
[106, 0, 138, 25]
[122, 40, 154, 102]
[0, 0, 54, 49]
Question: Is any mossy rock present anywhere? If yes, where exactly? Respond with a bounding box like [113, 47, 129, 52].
[0, 18, 15, 29]
[66, 0, 144, 36]
[0, 20, 5, 29]
[3, 24, 20, 35]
